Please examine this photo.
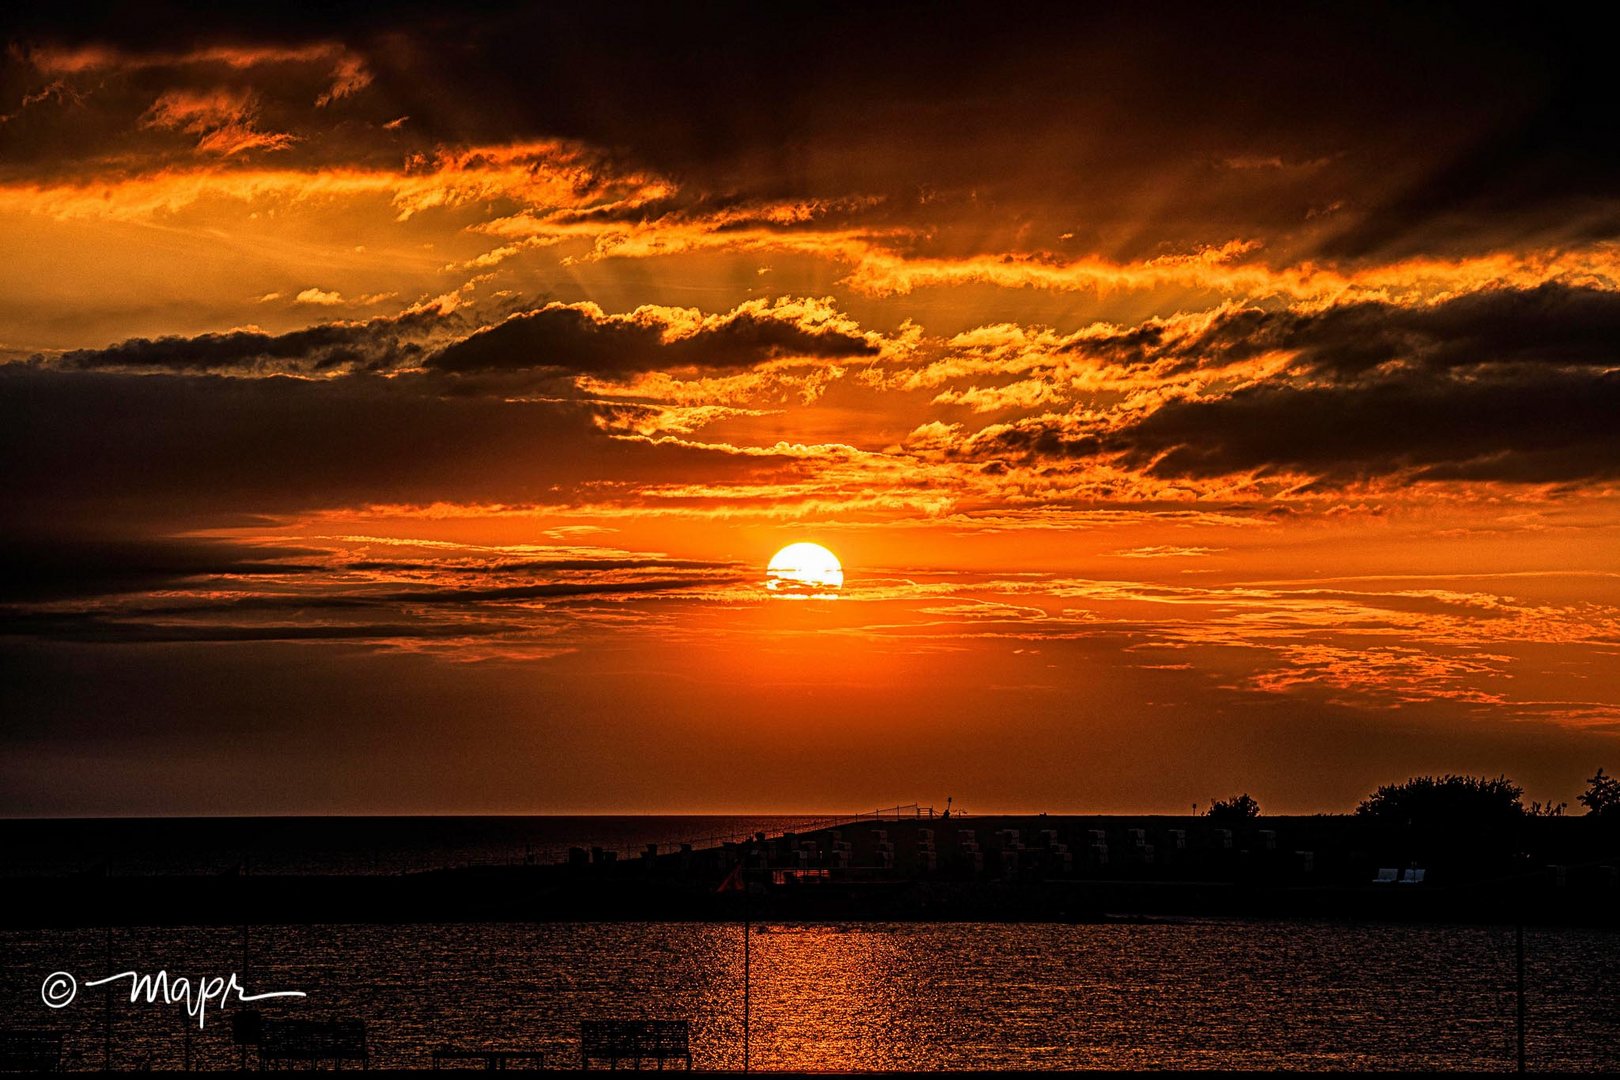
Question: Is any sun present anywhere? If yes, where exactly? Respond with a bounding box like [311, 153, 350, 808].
[766, 542, 845, 596]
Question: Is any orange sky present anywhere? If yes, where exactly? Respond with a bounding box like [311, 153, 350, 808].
[2, 3, 1618, 815]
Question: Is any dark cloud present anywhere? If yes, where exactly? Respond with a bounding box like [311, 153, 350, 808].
[0, 535, 742, 608]
[968, 284, 1620, 484]
[352, 2, 1600, 259]
[426, 303, 877, 375]
[0, 366, 800, 530]
[1, 295, 855, 537]
[343, 557, 734, 574]
[0, 613, 497, 645]
[1111, 370, 1620, 483]
[971, 369, 1620, 485]
[39, 299, 874, 379]
[1318, 17, 1620, 260]
[1, 575, 742, 645]
[0, 38, 397, 178]
[1127, 284, 1620, 378]
[8, 2, 1610, 260]
[50, 307, 453, 373]
[0, 537, 320, 602]
[0, 521, 749, 653]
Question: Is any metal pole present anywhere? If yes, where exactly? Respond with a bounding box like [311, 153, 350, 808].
[743, 860, 751, 1075]
[1515, 919, 1526, 1073]
[104, 926, 112, 1070]
[240, 922, 250, 1070]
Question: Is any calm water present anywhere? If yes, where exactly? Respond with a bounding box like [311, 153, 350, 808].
[3, 920, 1617, 1071]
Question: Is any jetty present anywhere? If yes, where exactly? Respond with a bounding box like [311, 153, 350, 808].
[3, 807, 1617, 929]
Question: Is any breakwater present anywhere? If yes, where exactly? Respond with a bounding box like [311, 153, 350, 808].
[5, 814, 1617, 928]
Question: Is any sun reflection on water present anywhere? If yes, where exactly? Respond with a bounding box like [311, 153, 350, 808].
[745, 925, 920, 1070]
[2, 921, 1617, 1071]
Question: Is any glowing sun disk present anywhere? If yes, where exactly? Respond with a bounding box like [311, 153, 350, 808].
[766, 541, 845, 594]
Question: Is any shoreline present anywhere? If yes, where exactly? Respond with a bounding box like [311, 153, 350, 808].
[5, 812, 1617, 930]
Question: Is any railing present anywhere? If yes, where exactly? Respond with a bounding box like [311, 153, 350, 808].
[432, 803, 943, 870]
[617, 804, 940, 856]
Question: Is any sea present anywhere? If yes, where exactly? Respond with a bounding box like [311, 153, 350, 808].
[5, 921, 1620, 1070]
[3, 817, 1619, 1071]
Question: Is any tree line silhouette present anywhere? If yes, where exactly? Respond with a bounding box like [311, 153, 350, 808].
[1206, 766, 1619, 823]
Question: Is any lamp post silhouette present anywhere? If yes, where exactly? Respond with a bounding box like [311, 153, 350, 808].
[741, 880, 748, 1075]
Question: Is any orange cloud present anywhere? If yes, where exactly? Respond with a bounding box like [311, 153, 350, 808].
[22, 41, 371, 107]
[931, 378, 1063, 412]
[314, 53, 372, 106]
[139, 87, 296, 156]
[0, 139, 668, 222]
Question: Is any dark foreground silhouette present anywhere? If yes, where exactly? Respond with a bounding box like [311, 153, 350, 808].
[5, 812, 1616, 928]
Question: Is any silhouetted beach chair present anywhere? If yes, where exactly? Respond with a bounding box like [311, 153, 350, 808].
[0, 1030, 62, 1073]
[1372, 867, 1399, 884]
[645, 1021, 691, 1069]
[581, 1019, 691, 1070]
[259, 1018, 368, 1069]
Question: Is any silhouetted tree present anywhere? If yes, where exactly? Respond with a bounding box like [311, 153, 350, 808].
[1206, 793, 1260, 822]
[1354, 774, 1525, 828]
[1578, 767, 1620, 818]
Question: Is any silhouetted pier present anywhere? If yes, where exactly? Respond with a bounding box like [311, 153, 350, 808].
[2, 811, 1616, 928]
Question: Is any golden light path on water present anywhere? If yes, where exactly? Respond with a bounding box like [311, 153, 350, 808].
[8, 921, 1616, 1069]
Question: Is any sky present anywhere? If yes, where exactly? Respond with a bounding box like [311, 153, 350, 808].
[2, 1, 1618, 816]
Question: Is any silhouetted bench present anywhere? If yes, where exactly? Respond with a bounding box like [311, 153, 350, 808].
[580, 1020, 691, 1070]
[432, 1046, 549, 1069]
[259, 1018, 368, 1069]
[0, 1030, 62, 1073]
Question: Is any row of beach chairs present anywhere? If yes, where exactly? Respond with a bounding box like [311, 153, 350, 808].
[0, 1017, 691, 1071]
